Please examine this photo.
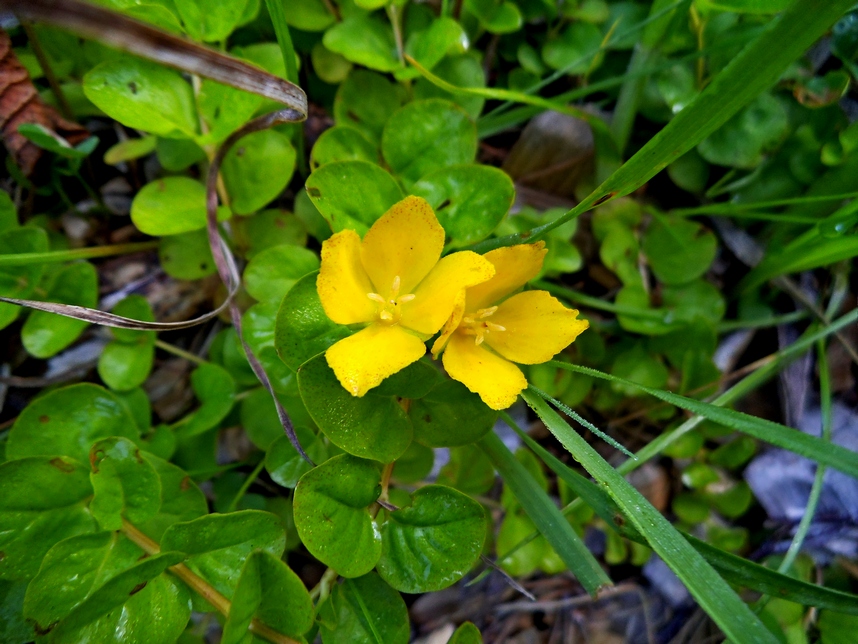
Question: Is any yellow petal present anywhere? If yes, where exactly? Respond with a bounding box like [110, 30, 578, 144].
[442, 333, 526, 410]
[325, 324, 427, 397]
[466, 242, 548, 312]
[400, 251, 495, 336]
[484, 290, 589, 364]
[317, 229, 376, 325]
[430, 289, 466, 357]
[360, 196, 444, 296]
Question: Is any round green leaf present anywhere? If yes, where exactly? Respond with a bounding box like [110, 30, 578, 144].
[293, 455, 382, 578]
[282, 0, 336, 31]
[243, 303, 308, 397]
[222, 551, 314, 644]
[382, 99, 477, 184]
[235, 208, 308, 258]
[698, 93, 789, 169]
[89, 437, 162, 530]
[244, 244, 319, 306]
[311, 41, 353, 84]
[174, 0, 250, 42]
[610, 345, 669, 396]
[310, 126, 378, 170]
[103, 134, 157, 165]
[438, 445, 496, 496]
[172, 363, 236, 438]
[410, 380, 496, 447]
[83, 58, 197, 137]
[542, 21, 603, 73]
[464, 0, 522, 34]
[265, 430, 328, 488]
[305, 160, 404, 234]
[642, 217, 717, 285]
[98, 296, 156, 391]
[323, 14, 400, 73]
[398, 17, 467, 81]
[377, 485, 486, 592]
[161, 510, 287, 599]
[158, 229, 216, 280]
[413, 54, 486, 119]
[391, 441, 434, 484]
[156, 137, 206, 171]
[131, 177, 229, 236]
[298, 354, 413, 463]
[0, 456, 96, 580]
[135, 454, 207, 541]
[333, 69, 404, 142]
[7, 383, 139, 463]
[450, 622, 483, 644]
[0, 227, 49, 330]
[22, 262, 97, 358]
[275, 272, 351, 371]
[222, 130, 296, 215]
[318, 573, 409, 644]
[412, 164, 514, 246]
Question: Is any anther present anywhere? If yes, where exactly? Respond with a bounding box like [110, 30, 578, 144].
[479, 307, 498, 318]
[486, 322, 506, 332]
[399, 294, 415, 303]
[475, 335, 484, 346]
[379, 310, 393, 321]
[367, 293, 385, 303]
[391, 275, 401, 294]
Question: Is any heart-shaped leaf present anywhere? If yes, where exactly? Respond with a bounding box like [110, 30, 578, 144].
[293, 455, 382, 577]
[377, 485, 486, 592]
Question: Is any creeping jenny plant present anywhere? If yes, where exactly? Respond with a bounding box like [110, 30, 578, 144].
[317, 196, 495, 396]
[317, 197, 588, 409]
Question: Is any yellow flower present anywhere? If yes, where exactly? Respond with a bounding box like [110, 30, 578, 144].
[432, 242, 588, 410]
[317, 196, 496, 397]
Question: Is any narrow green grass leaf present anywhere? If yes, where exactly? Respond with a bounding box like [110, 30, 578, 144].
[522, 391, 779, 644]
[551, 360, 858, 480]
[478, 432, 611, 595]
[264, 0, 299, 85]
[508, 416, 858, 616]
[473, 0, 855, 253]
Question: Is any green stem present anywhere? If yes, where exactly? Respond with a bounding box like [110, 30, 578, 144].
[154, 340, 207, 365]
[0, 241, 158, 267]
[227, 459, 266, 513]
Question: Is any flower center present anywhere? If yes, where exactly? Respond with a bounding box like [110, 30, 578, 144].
[367, 275, 415, 325]
[461, 306, 506, 346]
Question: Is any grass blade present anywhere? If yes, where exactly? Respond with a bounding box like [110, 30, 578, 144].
[550, 358, 858, 480]
[523, 391, 779, 643]
[509, 416, 858, 615]
[478, 432, 612, 596]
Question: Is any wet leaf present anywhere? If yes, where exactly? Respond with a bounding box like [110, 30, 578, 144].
[377, 485, 486, 592]
[0, 456, 95, 580]
[317, 573, 408, 644]
[7, 383, 139, 463]
[293, 455, 382, 577]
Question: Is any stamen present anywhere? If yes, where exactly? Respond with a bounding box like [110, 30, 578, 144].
[479, 306, 498, 318]
[486, 322, 506, 332]
[463, 317, 475, 325]
[475, 335, 484, 346]
[379, 310, 393, 321]
[399, 294, 415, 303]
[391, 275, 401, 295]
[367, 293, 385, 303]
